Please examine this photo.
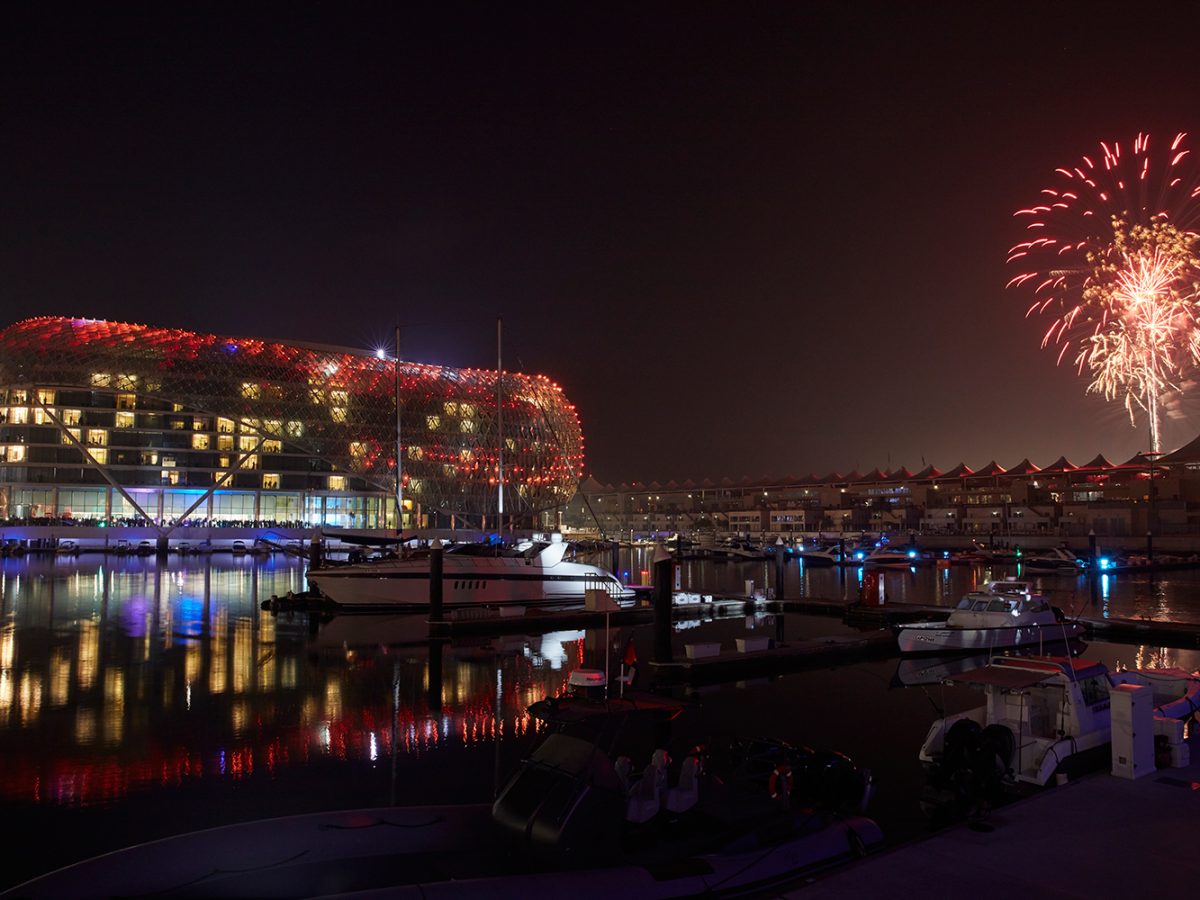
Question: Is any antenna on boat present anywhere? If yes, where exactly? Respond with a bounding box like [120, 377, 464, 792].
[395, 324, 403, 537]
[497, 316, 504, 533]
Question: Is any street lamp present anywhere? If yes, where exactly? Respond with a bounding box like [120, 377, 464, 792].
[1143, 450, 1164, 562]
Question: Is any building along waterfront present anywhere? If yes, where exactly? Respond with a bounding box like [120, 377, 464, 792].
[0, 317, 584, 544]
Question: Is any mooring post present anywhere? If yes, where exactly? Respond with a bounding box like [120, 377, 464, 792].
[1088, 529, 1097, 575]
[308, 535, 323, 570]
[1146, 530, 1154, 564]
[156, 535, 169, 560]
[652, 543, 674, 664]
[429, 540, 444, 622]
[774, 537, 785, 601]
[610, 540, 621, 580]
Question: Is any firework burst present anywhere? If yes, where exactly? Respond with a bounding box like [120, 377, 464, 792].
[1008, 132, 1200, 451]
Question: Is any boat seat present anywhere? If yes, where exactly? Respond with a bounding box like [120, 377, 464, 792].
[666, 756, 701, 813]
[625, 750, 670, 823]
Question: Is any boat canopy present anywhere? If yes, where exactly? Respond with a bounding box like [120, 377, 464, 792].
[952, 657, 1107, 689]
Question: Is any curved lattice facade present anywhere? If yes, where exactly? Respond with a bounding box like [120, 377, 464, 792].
[0, 317, 583, 527]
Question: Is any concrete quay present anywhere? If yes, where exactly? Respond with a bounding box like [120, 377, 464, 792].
[786, 735, 1200, 898]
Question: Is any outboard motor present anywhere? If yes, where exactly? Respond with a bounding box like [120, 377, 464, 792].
[921, 720, 1014, 822]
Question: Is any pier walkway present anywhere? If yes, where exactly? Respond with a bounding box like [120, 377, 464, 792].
[785, 735, 1200, 898]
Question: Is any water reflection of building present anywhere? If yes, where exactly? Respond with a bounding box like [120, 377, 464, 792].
[0, 559, 587, 808]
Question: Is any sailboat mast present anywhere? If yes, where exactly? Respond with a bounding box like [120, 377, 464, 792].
[497, 316, 504, 527]
[394, 324, 403, 536]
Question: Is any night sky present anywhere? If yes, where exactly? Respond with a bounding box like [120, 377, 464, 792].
[6, 3, 1200, 483]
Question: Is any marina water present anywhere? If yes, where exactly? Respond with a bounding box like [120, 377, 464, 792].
[1, 550, 1198, 891]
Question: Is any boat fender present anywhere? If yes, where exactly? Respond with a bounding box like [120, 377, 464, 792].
[769, 763, 793, 801]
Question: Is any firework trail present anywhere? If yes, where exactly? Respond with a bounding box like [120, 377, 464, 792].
[1007, 132, 1200, 452]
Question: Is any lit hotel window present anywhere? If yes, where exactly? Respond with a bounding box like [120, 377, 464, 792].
[86, 428, 107, 446]
[162, 469, 180, 485]
[330, 390, 348, 406]
[349, 441, 366, 460]
[63, 428, 81, 445]
[9, 389, 26, 404]
[36, 389, 55, 405]
[330, 407, 347, 423]
[262, 439, 281, 453]
[89, 448, 107, 465]
[239, 435, 257, 452]
[328, 475, 347, 491]
[115, 412, 134, 428]
[241, 454, 259, 470]
[239, 418, 259, 433]
[6, 445, 25, 462]
[218, 435, 234, 451]
[218, 455, 231, 468]
[408, 445, 423, 460]
[262, 473, 280, 490]
[193, 417, 207, 430]
[172, 402, 184, 412]
[285, 420, 303, 438]
[426, 415, 440, 430]
[192, 434, 210, 450]
[217, 418, 234, 433]
[460, 403, 475, 417]
[62, 409, 81, 425]
[9, 407, 27, 424]
[241, 382, 262, 400]
[33, 408, 47, 425]
[90, 373, 112, 388]
[141, 451, 158, 465]
[460, 419, 476, 433]
[116, 393, 136, 410]
[115, 373, 139, 390]
[443, 401, 458, 416]
[263, 419, 282, 435]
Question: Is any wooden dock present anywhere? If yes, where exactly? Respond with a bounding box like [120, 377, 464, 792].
[648, 630, 898, 685]
[786, 734, 1200, 898]
[1078, 614, 1200, 648]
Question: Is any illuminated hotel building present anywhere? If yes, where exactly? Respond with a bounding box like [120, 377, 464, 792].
[0, 317, 584, 530]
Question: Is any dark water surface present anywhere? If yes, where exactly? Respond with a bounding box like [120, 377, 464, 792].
[1, 551, 1198, 891]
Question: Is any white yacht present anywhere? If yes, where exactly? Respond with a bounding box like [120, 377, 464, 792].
[307, 534, 634, 611]
[896, 579, 1082, 654]
[919, 655, 1200, 788]
[1019, 545, 1084, 574]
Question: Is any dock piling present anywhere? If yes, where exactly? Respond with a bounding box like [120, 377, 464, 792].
[652, 544, 673, 664]
[774, 538, 785, 601]
[429, 541, 444, 622]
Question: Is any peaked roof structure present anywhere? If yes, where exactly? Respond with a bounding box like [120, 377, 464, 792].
[1078, 454, 1114, 471]
[1119, 452, 1155, 469]
[943, 463, 975, 478]
[884, 466, 915, 481]
[973, 460, 1006, 477]
[1004, 458, 1040, 476]
[1157, 432, 1200, 465]
[913, 464, 943, 480]
[860, 467, 888, 482]
[1039, 456, 1077, 474]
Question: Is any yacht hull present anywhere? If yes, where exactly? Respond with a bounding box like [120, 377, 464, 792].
[897, 621, 1085, 654]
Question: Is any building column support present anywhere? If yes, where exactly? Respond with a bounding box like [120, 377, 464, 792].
[37, 401, 163, 534]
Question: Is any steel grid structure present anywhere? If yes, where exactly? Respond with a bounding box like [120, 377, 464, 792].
[0, 317, 584, 522]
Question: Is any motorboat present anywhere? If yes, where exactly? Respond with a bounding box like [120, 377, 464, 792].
[710, 539, 773, 562]
[307, 533, 636, 611]
[895, 579, 1082, 654]
[796, 544, 849, 566]
[1019, 545, 1083, 574]
[863, 545, 934, 568]
[135, 540, 155, 556]
[918, 655, 1200, 815]
[231, 539, 247, 554]
[54, 539, 80, 556]
[5, 684, 882, 899]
